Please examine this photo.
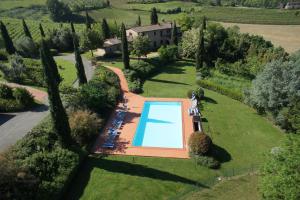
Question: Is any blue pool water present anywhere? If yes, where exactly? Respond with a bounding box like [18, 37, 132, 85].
[132, 101, 183, 148]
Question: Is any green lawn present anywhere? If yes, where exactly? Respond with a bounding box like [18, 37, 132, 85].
[184, 174, 260, 200]
[67, 60, 284, 199]
[55, 58, 77, 86]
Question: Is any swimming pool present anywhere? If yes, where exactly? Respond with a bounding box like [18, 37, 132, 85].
[132, 101, 183, 148]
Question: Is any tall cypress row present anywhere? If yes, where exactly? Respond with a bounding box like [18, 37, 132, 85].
[150, 7, 158, 25]
[195, 26, 204, 70]
[136, 15, 141, 26]
[40, 39, 73, 147]
[121, 23, 129, 69]
[71, 23, 87, 85]
[102, 18, 110, 39]
[202, 16, 207, 30]
[0, 21, 16, 54]
[171, 21, 178, 46]
[22, 19, 32, 39]
[85, 10, 91, 30]
[39, 23, 45, 37]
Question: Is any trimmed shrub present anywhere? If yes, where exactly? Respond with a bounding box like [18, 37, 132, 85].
[0, 84, 13, 99]
[189, 132, 212, 156]
[194, 155, 220, 169]
[13, 87, 34, 108]
[69, 110, 102, 148]
[197, 79, 244, 102]
[128, 78, 142, 93]
[0, 49, 8, 61]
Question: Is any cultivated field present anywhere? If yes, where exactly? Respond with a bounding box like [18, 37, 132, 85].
[222, 22, 300, 53]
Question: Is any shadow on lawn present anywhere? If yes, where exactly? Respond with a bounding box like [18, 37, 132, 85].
[149, 78, 191, 85]
[202, 96, 217, 104]
[210, 144, 232, 164]
[66, 156, 209, 199]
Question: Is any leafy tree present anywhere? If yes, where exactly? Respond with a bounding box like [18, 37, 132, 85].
[85, 10, 91, 30]
[39, 23, 45, 37]
[150, 7, 158, 25]
[71, 23, 87, 85]
[132, 35, 151, 59]
[171, 21, 178, 46]
[22, 19, 32, 39]
[40, 39, 73, 147]
[0, 21, 16, 54]
[48, 27, 73, 52]
[46, 0, 72, 22]
[80, 27, 103, 57]
[181, 28, 199, 58]
[15, 36, 38, 58]
[121, 23, 129, 69]
[101, 18, 111, 39]
[178, 14, 195, 32]
[259, 135, 300, 200]
[136, 15, 141, 26]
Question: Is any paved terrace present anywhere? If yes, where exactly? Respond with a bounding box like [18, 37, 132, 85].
[93, 67, 194, 158]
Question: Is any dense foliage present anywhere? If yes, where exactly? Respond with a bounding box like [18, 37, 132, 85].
[158, 45, 177, 63]
[132, 35, 151, 58]
[181, 23, 286, 79]
[0, 84, 34, 112]
[69, 110, 102, 148]
[259, 136, 300, 200]
[245, 55, 300, 133]
[46, 0, 72, 22]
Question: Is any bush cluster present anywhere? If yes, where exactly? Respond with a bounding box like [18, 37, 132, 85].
[5, 118, 84, 200]
[193, 155, 220, 169]
[0, 84, 34, 112]
[158, 45, 177, 64]
[0, 49, 8, 61]
[69, 110, 102, 148]
[197, 79, 244, 102]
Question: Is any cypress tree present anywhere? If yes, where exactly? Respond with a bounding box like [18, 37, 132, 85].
[85, 10, 91, 30]
[136, 15, 141, 26]
[171, 21, 178, 46]
[195, 26, 204, 70]
[40, 39, 73, 147]
[150, 7, 158, 25]
[22, 19, 32, 39]
[39, 23, 45, 37]
[0, 21, 16, 54]
[121, 23, 129, 69]
[202, 16, 207, 30]
[71, 23, 87, 85]
[102, 18, 110, 39]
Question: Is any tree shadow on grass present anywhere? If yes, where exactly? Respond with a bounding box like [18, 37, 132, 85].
[149, 78, 191, 86]
[66, 155, 209, 200]
[202, 96, 217, 104]
[209, 144, 232, 164]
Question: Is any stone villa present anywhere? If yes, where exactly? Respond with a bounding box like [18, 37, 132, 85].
[126, 22, 180, 49]
[285, 2, 300, 9]
[102, 22, 180, 54]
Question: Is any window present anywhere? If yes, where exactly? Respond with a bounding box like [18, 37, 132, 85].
[160, 31, 163, 36]
[165, 40, 170, 45]
[160, 40, 163, 45]
[154, 31, 156, 36]
[153, 41, 157, 47]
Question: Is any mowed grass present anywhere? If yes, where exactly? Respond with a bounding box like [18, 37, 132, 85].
[67, 61, 284, 199]
[55, 58, 77, 86]
[184, 174, 260, 200]
[0, 0, 45, 10]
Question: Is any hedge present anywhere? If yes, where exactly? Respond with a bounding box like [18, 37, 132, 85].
[197, 79, 244, 102]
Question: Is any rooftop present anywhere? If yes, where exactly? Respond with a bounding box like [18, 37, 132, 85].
[129, 22, 173, 33]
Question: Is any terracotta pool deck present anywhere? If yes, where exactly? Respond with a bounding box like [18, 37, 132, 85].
[93, 67, 194, 159]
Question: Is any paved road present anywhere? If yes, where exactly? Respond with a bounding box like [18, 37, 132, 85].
[0, 54, 94, 152]
[0, 105, 49, 151]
